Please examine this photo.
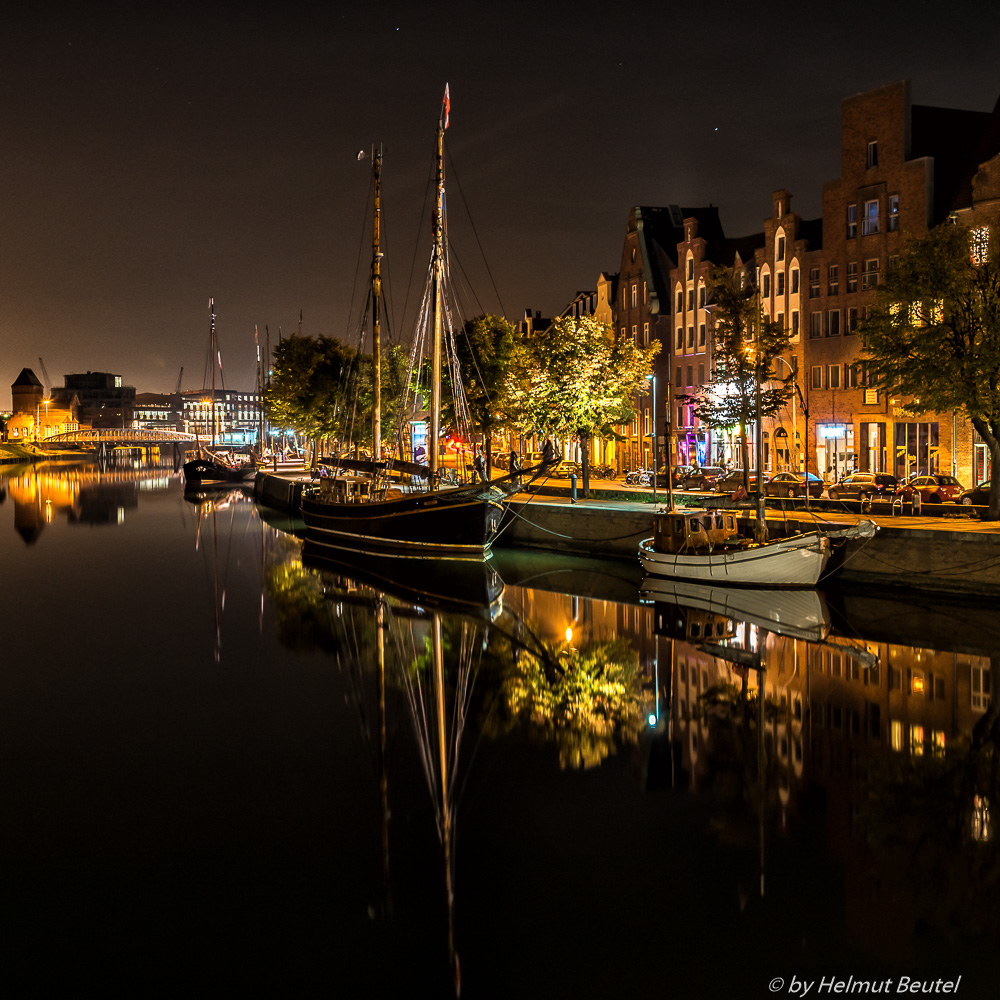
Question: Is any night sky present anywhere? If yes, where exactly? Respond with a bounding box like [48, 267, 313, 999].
[3, 2, 999, 405]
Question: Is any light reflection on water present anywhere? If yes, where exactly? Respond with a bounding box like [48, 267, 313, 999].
[1, 462, 998, 996]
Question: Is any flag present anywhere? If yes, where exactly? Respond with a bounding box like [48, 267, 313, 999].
[443, 83, 450, 129]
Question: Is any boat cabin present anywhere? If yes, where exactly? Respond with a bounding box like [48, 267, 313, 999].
[651, 508, 744, 554]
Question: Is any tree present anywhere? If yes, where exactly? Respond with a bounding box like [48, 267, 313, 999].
[510, 314, 658, 494]
[859, 220, 1000, 519]
[444, 313, 517, 475]
[686, 267, 793, 490]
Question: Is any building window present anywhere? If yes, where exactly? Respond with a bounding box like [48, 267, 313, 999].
[809, 268, 820, 298]
[687, 257, 694, 280]
[762, 272, 771, 298]
[676, 327, 683, 349]
[847, 261, 858, 293]
[698, 284, 706, 307]
[827, 265, 839, 296]
[687, 326, 695, 347]
[776, 312, 784, 330]
[676, 289, 683, 312]
[972, 226, 991, 265]
[862, 199, 879, 236]
[888, 195, 899, 232]
[811, 365, 823, 389]
[847, 204, 857, 239]
[688, 289, 695, 310]
[810, 312, 823, 338]
[828, 364, 840, 389]
[632, 324, 638, 344]
[631, 284, 637, 308]
[643, 322, 649, 345]
[777, 271, 785, 296]
[698, 323, 706, 346]
[862, 258, 880, 289]
[698, 363, 705, 384]
[866, 140, 878, 169]
[847, 307, 858, 334]
[675, 366, 682, 388]
[846, 363, 860, 388]
[791, 268, 799, 294]
[777, 235, 785, 261]
[687, 365, 693, 386]
[792, 311, 799, 337]
[828, 310, 841, 337]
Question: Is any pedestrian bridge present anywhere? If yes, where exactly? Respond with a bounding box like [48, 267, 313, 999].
[47, 429, 198, 445]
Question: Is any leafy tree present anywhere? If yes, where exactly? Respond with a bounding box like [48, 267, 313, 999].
[354, 342, 415, 459]
[443, 313, 517, 474]
[685, 267, 793, 489]
[859, 220, 1000, 519]
[510, 314, 658, 493]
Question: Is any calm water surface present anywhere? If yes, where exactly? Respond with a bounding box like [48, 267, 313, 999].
[2, 459, 999, 997]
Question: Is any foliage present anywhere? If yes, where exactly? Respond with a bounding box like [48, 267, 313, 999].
[859, 220, 1000, 517]
[488, 635, 648, 770]
[354, 342, 414, 454]
[443, 313, 518, 466]
[509, 315, 658, 440]
[685, 267, 793, 474]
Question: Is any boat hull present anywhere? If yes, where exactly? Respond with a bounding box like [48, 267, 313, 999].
[638, 531, 830, 587]
[183, 458, 257, 488]
[300, 484, 505, 559]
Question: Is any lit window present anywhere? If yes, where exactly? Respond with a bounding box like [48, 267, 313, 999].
[888, 195, 899, 232]
[828, 364, 840, 388]
[891, 720, 903, 751]
[862, 199, 879, 236]
[631, 284, 637, 308]
[910, 725, 924, 756]
[932, 731, 946, 758]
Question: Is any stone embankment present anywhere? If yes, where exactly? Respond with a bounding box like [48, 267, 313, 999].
[253, 471, 1000, 597]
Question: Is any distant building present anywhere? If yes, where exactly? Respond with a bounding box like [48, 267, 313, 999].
[181, 389, 262, 447]
[8, 367, 81, 441]
[54, 372, 136, 429]
[133, 393, 182, 432]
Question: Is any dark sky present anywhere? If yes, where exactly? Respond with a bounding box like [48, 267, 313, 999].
[3, 2, 999, 405]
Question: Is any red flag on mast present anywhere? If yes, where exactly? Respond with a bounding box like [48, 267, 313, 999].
[443, 83, 450, 129]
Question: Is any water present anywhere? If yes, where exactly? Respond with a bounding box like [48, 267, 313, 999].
[2, 459, 998, 997]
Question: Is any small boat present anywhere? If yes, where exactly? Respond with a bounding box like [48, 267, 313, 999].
[184, 299, 258, 489]
[639, 507, 831, 587]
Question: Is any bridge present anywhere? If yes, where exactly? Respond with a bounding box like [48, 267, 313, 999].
[47, 429, 198, 445]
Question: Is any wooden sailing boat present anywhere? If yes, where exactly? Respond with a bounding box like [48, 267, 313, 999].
[300, 88, 527, 560]
[183, 299, 257, 488]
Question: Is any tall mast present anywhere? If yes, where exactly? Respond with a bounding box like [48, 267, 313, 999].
[430, 113, 445, 489]
[209, 297, 216, 448]
[372, 146, 383, 468]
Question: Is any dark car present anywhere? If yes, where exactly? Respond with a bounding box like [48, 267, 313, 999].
[764, 471, 824, 498]
[678, 466, 726, 491]
[960, 481, 991, 507]
[828, 472, 899, 501]
[894, 474, 965, 503]
[713, 469, 767, 493]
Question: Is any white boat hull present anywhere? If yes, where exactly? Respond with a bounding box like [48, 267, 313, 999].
[638, 531, 830, 587]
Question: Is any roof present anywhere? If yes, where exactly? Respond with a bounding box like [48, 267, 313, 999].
[12, 368, 42, 388]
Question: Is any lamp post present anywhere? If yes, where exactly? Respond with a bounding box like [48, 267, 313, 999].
[647, 373, 657, 503]
[770, 356, 796, 472]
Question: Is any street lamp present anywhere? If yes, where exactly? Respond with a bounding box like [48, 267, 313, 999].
[646, 373, 658, 504]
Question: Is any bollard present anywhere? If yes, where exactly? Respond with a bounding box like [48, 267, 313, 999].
[571, 473, 577, 503]
[913, 491, 921, 516]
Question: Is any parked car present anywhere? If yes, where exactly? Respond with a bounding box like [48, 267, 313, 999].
[678, 466, 726, 491]
[828, 472, 899, 501]
[894, 474, 965, 503]
[548, 460, 583, 480]
[764, 471, 824, 498]
[670, 464, 695, 487]
[960, 481, 991, 507]
[713, 469, 767, 493]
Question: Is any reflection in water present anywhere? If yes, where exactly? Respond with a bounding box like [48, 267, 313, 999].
[261, 528, 1000, 989]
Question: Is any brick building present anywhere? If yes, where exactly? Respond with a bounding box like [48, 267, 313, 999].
[802, 81, 999, 482]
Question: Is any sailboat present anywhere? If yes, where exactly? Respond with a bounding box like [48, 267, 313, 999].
[300, 89, 530, 560]
[183, 299, 258, 488]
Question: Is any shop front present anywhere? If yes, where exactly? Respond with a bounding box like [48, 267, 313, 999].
[893, 421, 939, 480]
[815, 423, 854, 481]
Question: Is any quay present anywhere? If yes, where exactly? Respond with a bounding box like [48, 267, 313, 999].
[253, 470, 1000, 598]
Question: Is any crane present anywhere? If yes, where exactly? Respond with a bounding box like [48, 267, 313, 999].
[37, 357, 51, 397]
[176, 366, 184, 394]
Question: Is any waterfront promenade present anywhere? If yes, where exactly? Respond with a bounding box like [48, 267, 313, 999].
[254, 468, 1000, 597]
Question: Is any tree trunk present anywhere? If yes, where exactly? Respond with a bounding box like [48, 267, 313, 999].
[740, 424, 751, 492]
[581, 431, 591, 497]
[972, 417, 1000, 521]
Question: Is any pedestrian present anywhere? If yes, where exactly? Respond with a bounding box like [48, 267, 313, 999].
[473, 446, 487, 484]
[509, 449, 520, 475]
[542, 438, 556, 464]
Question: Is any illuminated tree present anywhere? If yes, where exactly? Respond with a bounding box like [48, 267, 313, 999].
[510, 314, 658, 493]
[685, 267, 793, 488]
[859, 220, 1000, 519]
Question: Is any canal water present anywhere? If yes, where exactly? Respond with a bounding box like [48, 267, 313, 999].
[2, 459, 998, 997]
